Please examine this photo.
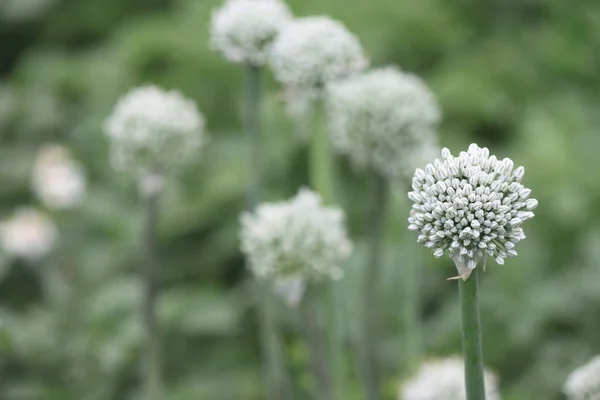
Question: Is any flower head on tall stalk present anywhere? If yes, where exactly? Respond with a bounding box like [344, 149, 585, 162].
[327, 66, 440, 180]
[210, 0, 293, 66]
[269, 16, 367, 90]
[0, 208, 57, 261]
[407, 144, 537, 280]
[563, 355, 600, 399]
[32, 144, 86, 210]
[104, 85, 206, 179]
[240, 188, 352, 285]
[399, 357, 501, 400]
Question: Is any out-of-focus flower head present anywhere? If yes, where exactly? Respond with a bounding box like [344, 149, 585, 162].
[563, 355, 600, 400]
[399, 357, 501, 400]
[240, 188, 352, 282]
[104, 85, 206, 175]
[210, 0, 293, 66]
[408, 144, 537, 280]
[0, 208, 57, 261]
[32, 144, 86, 210]
[327, 67, 441, 179]
[269, 16, 367, 88]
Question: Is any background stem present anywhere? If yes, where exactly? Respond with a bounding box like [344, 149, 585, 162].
[141, 185, 162, 400]
[308, 92, 345, 400]
[459, 267, 486, 400]
[301, 293, 332, 400]
[360, 171, 388, 400]
[245, 64, 261, 210]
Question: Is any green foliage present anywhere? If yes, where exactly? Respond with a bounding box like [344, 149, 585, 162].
[1, 0, 600, 399]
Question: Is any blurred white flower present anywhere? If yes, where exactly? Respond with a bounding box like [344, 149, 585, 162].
[563, 355, 600, 400]
[0, 208, 57, 261]
[210, 0, 293, 66]
[240, 188, 352, 281]
[32, 144, 86, 210]
[408, 144, 537, 280]
[400, 357, 501, 400]
[0, 0, 57, 22]
[269, 16, 367, 88]
[104, 85, 206, 174]
[327, 67, 441, 179]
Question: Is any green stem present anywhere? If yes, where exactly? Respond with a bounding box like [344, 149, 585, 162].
[459, 267, 486, 400]
[141, 181, 162, 400]
[301, 292, 332, 400]
[245, 64, 261, 210]
[308, 92, 345, 400]
[360, 171, 388, 400]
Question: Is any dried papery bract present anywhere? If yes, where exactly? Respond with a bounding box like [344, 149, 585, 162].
[32, 144, 86, 210]
[210, 0, 293, 66]
[563, 355, 600, 400]
[400, 357, 502, 400]
[327, 67, 441, 180]
[0, 208, 57, 261]
[407, 144, 537, 280]
[269, 16, 367, 89]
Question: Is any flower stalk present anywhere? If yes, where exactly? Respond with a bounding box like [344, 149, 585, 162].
[459, 267, 486, 400]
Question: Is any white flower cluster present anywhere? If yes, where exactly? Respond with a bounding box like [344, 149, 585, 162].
[0, 208, 57, 261]
[563, 355, 600, 400]
[104, 85, 206, 174]
[32, 144, 86, 210]
[240, 188, 352, 281]
[210, 0, 293, 66]
[399, 357, 501, 400]
[327, 67, 441, 179]
[408, 144, 537, 280]
[269, 16, 367, 88]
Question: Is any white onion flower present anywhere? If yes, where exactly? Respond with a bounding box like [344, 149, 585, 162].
[0, 208, 57, 261]
[407, 144, 537, 280]
[327, 67, 441, 179]
[104, 85, 206, 174]
[563, 355, 600, 400]
[400, 357, 501, 400]
[240, 188, 352, 281]
[269, 16, 367, 88]
[32, 144, 86, 210]
[210, 0, 293, 66]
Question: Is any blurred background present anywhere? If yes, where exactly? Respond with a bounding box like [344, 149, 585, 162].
[1, 0, 600, 399]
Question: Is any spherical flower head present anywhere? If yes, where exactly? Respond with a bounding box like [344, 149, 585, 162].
[210, 0, 293, 66]
[400, 357, 501, 400]
[563, 356, 600, 399]
[407, 144, 538, 280]
[240, 188, 352, 281]
[327, 67, 441, 179]
[0, 208, 57, 261]
[32, 144, 86, 210]
[104, 85, 206, 175]
[269, 16, 368, 88]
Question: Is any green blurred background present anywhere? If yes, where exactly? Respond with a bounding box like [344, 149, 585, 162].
[1, 0, 600, 399]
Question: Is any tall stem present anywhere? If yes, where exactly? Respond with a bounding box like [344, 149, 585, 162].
[308, 92, 345, 400]
[245, 64, 290, 400]
[301, 292, 332, 400]
[459, 267, 486, 400]
[360, 171, 388, 400]
[140, 176, 162, 400]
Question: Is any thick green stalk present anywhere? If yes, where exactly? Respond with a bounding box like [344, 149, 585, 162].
[308, 92, 345, 400]
[301, 293, 332, 400]
[245, 64, 290, 400]
[141, 184, 162, 400]
[360, 171, 388, 400]
[459, 267, 486, 400]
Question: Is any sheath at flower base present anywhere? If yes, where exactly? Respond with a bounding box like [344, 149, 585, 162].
[407, 144, 538, 280]
[400, 357, 501, 400]
[269, 16, 367, 90]
[563, 355, 600, 400]
[327, 67, 441, 180]
[239, 188, 352, 303]
[32, 144, 86, 210]
[210, 0, 293, 66]
[104, 85, 206, 179]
